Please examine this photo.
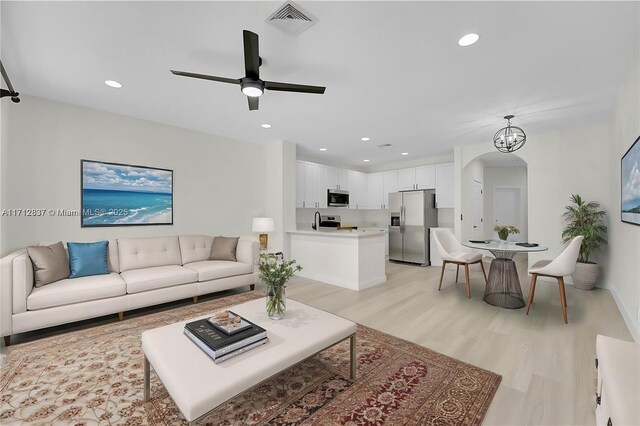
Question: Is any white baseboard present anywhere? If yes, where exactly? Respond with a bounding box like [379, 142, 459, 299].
[609, 286, 640, 343]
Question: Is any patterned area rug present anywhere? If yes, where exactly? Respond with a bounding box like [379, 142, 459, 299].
[1, 291, 501, 425]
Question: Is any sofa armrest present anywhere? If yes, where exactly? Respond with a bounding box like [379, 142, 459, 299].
[1, 249, 28, 336]
[236, 238, 258, 283]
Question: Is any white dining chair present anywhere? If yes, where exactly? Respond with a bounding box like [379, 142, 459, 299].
[526, 236, 584, 324]
[432, 229, 488, 299]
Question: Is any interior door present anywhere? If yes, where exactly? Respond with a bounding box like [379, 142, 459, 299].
[472, 180, 483, 239]
[403, 191, 426, 263]
[493, 187, 521, 241]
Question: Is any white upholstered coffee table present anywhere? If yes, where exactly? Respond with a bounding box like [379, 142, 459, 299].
[141, 298, 357, 424]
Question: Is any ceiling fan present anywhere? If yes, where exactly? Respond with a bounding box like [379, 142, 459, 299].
[171, 30, 326, 111]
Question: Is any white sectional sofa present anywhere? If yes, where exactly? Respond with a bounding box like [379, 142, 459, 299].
[0, 235, 258, 345]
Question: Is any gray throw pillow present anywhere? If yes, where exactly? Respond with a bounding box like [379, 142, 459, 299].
[26, 241, 70, 287]
[209, 236, 239, 261]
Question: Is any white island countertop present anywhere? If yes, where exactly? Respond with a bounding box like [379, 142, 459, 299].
[288, 229, 385, 238]
[288, 229, 387, 291]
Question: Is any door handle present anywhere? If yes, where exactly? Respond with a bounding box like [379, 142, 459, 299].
[473, 225, 477, 228]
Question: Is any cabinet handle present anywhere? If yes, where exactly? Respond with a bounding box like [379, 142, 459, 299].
[303, 201, 305, 208]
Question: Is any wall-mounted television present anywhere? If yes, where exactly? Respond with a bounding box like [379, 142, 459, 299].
[621, 135, 640, 226]
[81, 160, 173, 227]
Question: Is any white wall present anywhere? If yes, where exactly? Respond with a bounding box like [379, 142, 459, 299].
[456, 122, 612, 274]
[0, 96, 265, 255]
[607, 52, 640, 342]
[264, 140, 296, 256]
[484, 166, 528, 241]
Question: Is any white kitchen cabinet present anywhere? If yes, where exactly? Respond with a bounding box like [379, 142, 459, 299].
[415, 165, 436, 189]
[322, 165, 338, 191]
[435, 162, 454, 208]
[347, 170, 368, 209]
[368, 172, 384, 210]
[383, 170, 399, 208]
[296, 161, 306, 208]
[398, 166, 435, 191]
[303, 161, 320, 208]
[337, 168, 348, 190]
[398, 168, 416, 191]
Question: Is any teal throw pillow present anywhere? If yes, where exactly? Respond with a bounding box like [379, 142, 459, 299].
[68, 241, 110, 279]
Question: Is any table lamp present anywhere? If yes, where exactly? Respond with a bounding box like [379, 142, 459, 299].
[252, 217, 274, 250]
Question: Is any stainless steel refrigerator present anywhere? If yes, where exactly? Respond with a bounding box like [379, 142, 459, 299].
[389, 190, 438, 265]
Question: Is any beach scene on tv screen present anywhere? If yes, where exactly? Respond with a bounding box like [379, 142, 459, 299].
[622, 140, 640, 224]
[82, 161, 172, 226]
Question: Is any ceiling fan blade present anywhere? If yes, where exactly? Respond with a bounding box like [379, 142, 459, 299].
[243, 30, 260, 79]
[264, 81, 326, 94]
[248, 96, 259, 111]
[170, 70, 240, 85]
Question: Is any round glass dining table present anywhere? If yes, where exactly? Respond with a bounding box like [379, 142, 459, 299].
[461, 241, 548, 309]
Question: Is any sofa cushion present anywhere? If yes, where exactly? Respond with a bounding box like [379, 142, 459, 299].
[121, 265, 198, 294]
[209, 236, 239, 261]
[184, 260, 253, 282]
[118, 236, 182, 272]
[68, 241, 110, 279]
[27, 242, 71, 287]
[179, 235, 214, 265]
[27, 272, 126, 310]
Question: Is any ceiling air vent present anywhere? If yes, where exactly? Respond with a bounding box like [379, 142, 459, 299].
[266, 1, 317, 36]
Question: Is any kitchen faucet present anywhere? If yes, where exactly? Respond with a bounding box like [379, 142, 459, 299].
[312, 211, 321, 230]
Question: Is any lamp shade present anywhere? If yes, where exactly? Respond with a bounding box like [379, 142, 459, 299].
[252, 217, 274, 233]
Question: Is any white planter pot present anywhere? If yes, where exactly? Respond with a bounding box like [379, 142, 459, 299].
[573, 262, 599, 290]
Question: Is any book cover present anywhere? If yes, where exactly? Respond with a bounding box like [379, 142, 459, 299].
[184, 327, 268, 361]
[184, 317, 267, 354]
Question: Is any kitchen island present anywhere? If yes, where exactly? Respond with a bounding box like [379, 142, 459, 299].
[288, 229, 387, 291]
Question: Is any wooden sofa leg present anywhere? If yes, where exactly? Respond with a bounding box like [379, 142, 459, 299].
[118, 312, 124, 321]
[250, 284, 255, 291]
[3, 335, 10, 347]
[193, 296, 199, 304]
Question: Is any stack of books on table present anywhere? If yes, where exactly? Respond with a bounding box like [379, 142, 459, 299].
[183, 311, 268, 364]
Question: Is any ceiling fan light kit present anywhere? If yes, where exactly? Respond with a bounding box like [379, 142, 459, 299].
[171, 30, 325, 111]
[493, 115, 526, 153]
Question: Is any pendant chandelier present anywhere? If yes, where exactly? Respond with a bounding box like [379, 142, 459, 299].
[493, 115, 526, 153]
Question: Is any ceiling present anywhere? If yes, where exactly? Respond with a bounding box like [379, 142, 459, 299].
[1, 2, 638, 169]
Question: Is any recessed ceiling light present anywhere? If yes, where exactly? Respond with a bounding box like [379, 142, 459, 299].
[261, 123, 271, 128]
[363, 159, 370, 162]
[458, 33, 480, 47]
[104, 80, 122, 88]
[361, 137, 370, 141]
[319, 148, 327, 151]
[401, 152, 409, 156]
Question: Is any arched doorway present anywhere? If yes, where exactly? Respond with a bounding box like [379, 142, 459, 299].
[461, 152, 528, 243]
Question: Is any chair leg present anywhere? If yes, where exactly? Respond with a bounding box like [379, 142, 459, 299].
[455, 265, 460, 283]
[438, 262, 446, 291]
[558, 277, 568, 324]
[479, 261, 488, 285]
[464, 263, 471, 299]
[526, 274, 538, 315]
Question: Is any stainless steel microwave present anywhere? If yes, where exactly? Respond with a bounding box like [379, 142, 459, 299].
[327, 189, 349, 207]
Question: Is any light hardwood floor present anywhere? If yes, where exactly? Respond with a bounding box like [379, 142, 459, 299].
[284, 257, 633, 426]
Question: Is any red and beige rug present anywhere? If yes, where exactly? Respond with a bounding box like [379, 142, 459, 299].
[1, 291, 501, 425]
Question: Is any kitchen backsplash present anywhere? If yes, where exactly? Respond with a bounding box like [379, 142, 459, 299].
[296, 208, 454, 230]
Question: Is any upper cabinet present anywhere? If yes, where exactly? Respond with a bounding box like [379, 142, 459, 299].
[398, 165, 436, 191]
[297, 160, 454, 210]
[435, 162, 454, 208]
[296, 161, 306, 208]
[347, 170, 368, 209]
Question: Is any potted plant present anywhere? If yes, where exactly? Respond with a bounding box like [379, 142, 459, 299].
[256, 252, 302, 320]
[494, 224, 520, 242]
[562, 194, 607, 290]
